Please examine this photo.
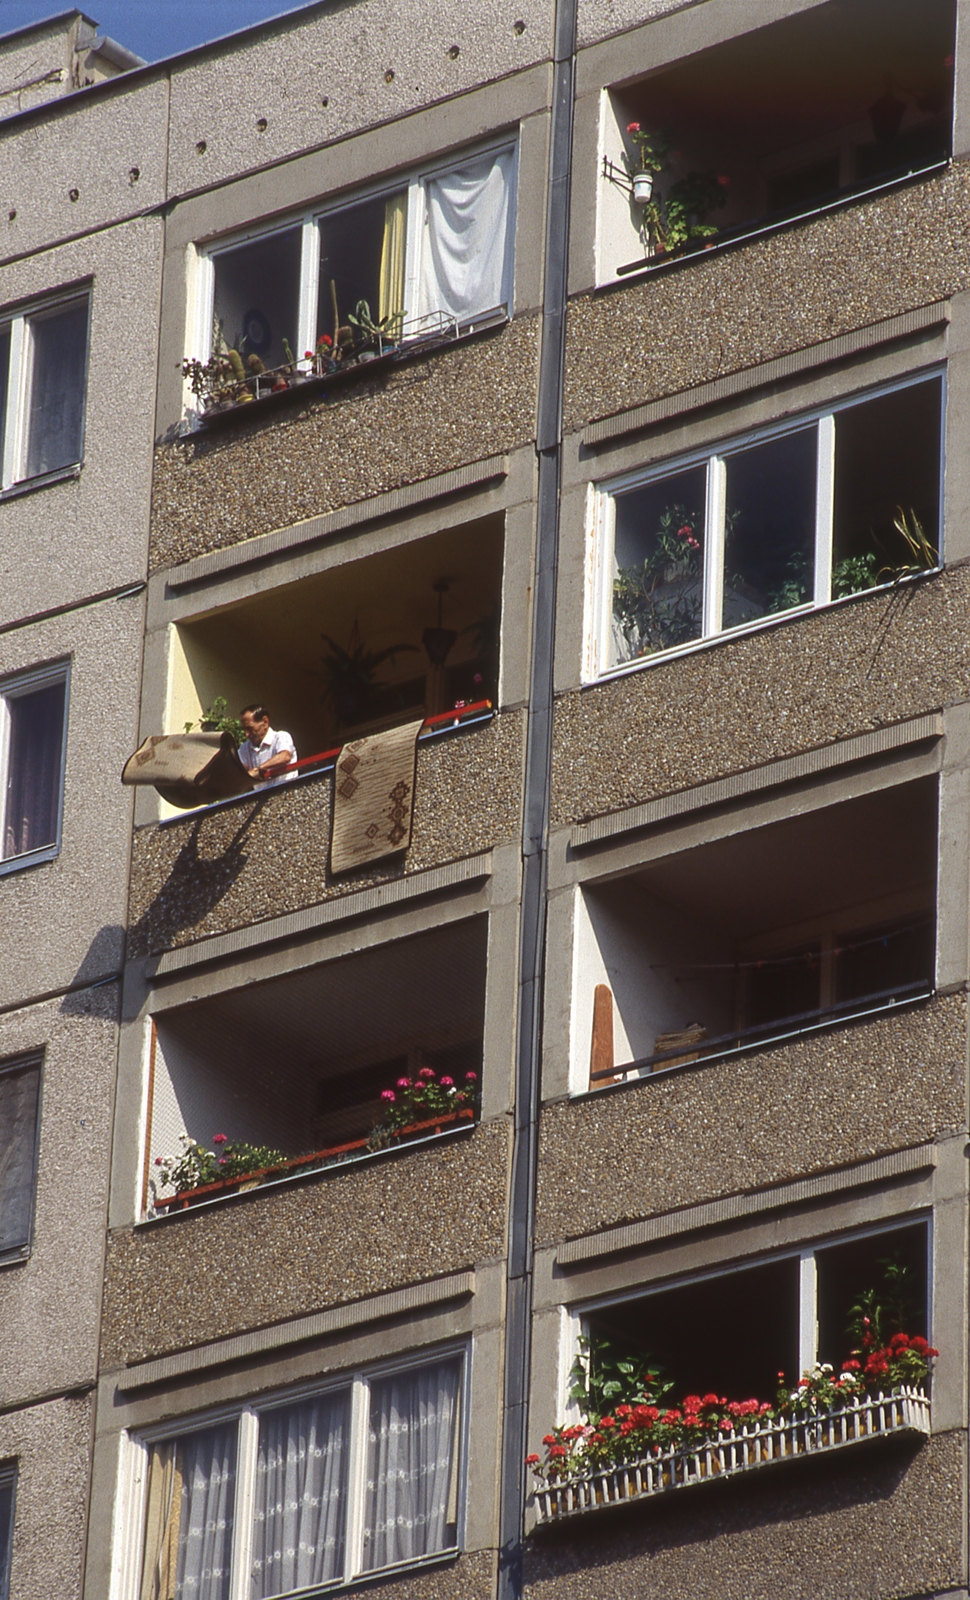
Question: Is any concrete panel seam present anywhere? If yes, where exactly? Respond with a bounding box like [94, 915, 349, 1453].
[116, 1271, 476, 1390]
[556, 1143, 938, 1265]
[570, 713, 944, 847]
[164, 455, 510, 590]
[149, 852, 494, 976]
[581, 302, 950, 447]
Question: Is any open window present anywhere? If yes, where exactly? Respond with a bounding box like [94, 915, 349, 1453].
[590, 373, 943, 676]
[145, 918, 487, 1214]
[575, 778, 936, 1091]
[598, 0, 954, 280]
[0, 294, 89, 490]
[167, 517, 502, 767]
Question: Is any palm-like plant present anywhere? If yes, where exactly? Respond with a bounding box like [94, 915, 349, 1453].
[319, 621, 418, 727]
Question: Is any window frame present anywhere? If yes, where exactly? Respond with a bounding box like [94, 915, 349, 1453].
[122, 1344, 470, 1600]
[187, 137, 518, 394]
[0, 1053, 43, 1267]
[0, 290, 91, 494]
[586, 366, 946, 682]
[0, 1460, 15, 1600]
[0, 660, 71, 875]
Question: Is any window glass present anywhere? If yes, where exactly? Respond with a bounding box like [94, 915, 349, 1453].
[25, 301, 87, 479]
[745, 943, 821, 1030]
[212, 229, 302, 372]
[3, 678, 66, 860]
[611, 465, 706, 664]
[835, 917, 935, 1005]
[0, 1061, 40, 1260]
[723, 427, 816, 629]
[251, 1391, 349, 1598]
[832, 379, 942, 597]
[318, 191, 407, 349]
[138, 1424, 237, 1600]
[0, 330, 9, 473]
[0, 1468, 14, 1600]
[816, 1224, 927, 1370]
[363, 1359, 461, 1572]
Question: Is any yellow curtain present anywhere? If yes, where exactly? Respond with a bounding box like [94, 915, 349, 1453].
[378, 191, 407, 337]
[139, 1442, 182, 1600]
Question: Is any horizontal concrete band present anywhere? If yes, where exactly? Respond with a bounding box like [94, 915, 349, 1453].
[571, 713, 944, 848]
[556, 1144, 937, 1266]
[164, 454, 509, 589]
[117, 1270, 476, 1391]
[582, 301, 949, 448]
[150, 852, 493, 976]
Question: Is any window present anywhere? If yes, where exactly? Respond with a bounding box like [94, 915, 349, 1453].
[0, 1056, 41, 1263]
[0, 295, 89, 490]
[0, 1463, 14, 1600]
[133, 1354, 465, 1600]
[0, 664, 69, 870]
[195, 144, 515, 380]
[590, 374, 943, 676]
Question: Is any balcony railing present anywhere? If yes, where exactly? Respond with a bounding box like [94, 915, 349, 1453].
[532, 1388, 930, 1525]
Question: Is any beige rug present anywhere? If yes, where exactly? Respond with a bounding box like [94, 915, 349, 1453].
[121, 731, 255, 808]
[330, 718, 423, 874]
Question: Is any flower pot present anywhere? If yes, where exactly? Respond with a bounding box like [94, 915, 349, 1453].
[633, 171, 655, 204]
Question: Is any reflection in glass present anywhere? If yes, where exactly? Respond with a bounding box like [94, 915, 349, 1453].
[722, 427, 816, 630]
[25, 301, 87, 478]
[318, 192, 407, 350]
[611, 466, 706, 663]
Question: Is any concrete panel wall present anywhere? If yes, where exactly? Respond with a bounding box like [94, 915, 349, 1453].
[0, 1394, 95, 1600]
[0, 987, 118, 1407]
[0, 217, 161, 622]
[0, 593, 143, 1007]
[536, 993, 966, 1246]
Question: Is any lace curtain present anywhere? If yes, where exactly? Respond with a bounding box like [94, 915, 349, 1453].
[139, 1424, 236, 1600]
[417, 150, 514, 324]
[3, 680, 65, 860]
[362, 1358, 461, 1571]
[250, 1391, 349, 1598]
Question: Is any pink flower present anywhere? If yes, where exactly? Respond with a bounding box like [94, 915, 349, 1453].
[627, 121, 641, 133]
[217, 1158, 227, 1165]
[381, 1089, 396, 1102]
[677, 524, 693, 539]
[397, 1077, 411, 1089]
[465, 1071, 478, 1082]
[212, 1133, 227, 1143]
[440, 1076, 454, 1087]
[418, 1067, 435, 1080]
[154, 1157, 163, 1166]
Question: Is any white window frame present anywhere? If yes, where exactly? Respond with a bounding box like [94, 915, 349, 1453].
[568, 1216, 933, 1389]
[0, 661, 70, 874]
[187, 138, 518, 397]
[586, 367, 946, 682]
[0, 292, 90, 492]
[118, 1345, 470, 1600]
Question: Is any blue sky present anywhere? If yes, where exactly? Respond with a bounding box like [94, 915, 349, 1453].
[0, 0, 322, 63]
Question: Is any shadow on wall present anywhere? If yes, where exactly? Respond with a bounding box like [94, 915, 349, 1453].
[127, 800, 265, 959]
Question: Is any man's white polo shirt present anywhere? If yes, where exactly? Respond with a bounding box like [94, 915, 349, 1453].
[237, 726, 297, 785]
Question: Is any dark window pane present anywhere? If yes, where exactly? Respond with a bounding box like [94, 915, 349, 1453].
[591, 1257, 800, 1401]
[318, 192, 405, 349]
[723, 427, 816, 629]
[0, 330, 10, 477]
[212, 228, 302, 372]
[25, 301, 87, 479]
[855, 118, 949, 184]
[768, 156, 840, 215]
[0, 1062, 40, 1258]
[3, 679, 66, 860]
[816, 1224, 927, 1371]
[745, 944, 821, 1029]
[0, 1469, 14, 1600]
[612, 467, 706, 662]
[832, 379, 942, 598]
[835, 918, 935, 1005]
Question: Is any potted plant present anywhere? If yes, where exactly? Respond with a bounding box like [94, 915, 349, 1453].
[318, 620, 418, 728]
[624, 123, 729, 255]
[347, 298, 405, 359]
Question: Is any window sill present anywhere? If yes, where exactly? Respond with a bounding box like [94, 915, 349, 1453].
[140, 1113, 477, 1225]
[0, 462, 81, 501]
[610, 159, 948, 287]
[531, 1388, 930, 1526]
[589, 566, 942, 687]
[0, 842, 60, 877]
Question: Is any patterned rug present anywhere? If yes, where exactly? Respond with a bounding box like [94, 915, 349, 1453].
[329, 718, 424, 874]
[121, 730, 255, 808]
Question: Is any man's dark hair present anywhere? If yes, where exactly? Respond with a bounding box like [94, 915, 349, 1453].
[241, 704, 269, 721]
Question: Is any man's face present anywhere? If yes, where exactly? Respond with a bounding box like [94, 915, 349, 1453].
[242, 712, 269, 743]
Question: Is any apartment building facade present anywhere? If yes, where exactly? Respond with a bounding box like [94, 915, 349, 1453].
[0, 2, 968, 1598]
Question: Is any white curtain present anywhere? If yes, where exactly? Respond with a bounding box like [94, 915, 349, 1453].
[362, 1359, 461, 1572]
[417, 150, 513, 324]
[140, 1424, 236, 1600]
[250, 1393, 349, 1598]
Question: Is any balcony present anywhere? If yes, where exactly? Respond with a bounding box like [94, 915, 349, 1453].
[144, 915, 487, 1218]
[599, 0, 954, 281]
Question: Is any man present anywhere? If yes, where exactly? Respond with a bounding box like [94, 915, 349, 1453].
[237, 705, 297, 784]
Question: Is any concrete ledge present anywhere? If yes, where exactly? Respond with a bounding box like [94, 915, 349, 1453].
[117, 1270, 476, 1390]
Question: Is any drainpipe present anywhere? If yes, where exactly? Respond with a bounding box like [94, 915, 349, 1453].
[497, 1, 577, 1596]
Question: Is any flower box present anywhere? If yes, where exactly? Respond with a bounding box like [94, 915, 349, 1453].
[532, 1387, 930, 1525]
[154, 1107, 475, 1212]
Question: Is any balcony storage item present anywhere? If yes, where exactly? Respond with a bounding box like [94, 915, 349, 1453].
[633, 171, 655, 203]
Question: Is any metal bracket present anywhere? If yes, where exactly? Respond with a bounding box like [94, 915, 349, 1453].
[602, 154, 635, 196]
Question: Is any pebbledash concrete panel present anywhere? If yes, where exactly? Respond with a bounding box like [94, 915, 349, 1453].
[563, 164, 969, 437]
[535, 992, 966, 1248]
[149, 315, 540, 572]
[523, 1428, 965, 1600]
[577, 0, 696, 46]
[0, 1394, 96, 1600]
[100, 1119, 510, 1367]
[551, 567, 970, 828]
[338, 1549, 493, 1600]
[126, 711, 525, 959]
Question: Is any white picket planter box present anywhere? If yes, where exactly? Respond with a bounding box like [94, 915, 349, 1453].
[532, 1388, 930, 1525]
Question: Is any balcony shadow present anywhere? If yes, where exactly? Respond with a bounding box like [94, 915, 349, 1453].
[127, 798, 265, 960]
[58, 923, 126, 1016]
